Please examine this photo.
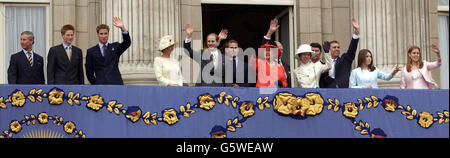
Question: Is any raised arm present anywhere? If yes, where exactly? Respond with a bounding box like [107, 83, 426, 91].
[261, 18, 279, 46]
[184, 24, 194, 58]
[112, 17, 131, 56]
[113, 17, 127, 32]
[428, 44, 443, 70]
[217, 29, 228, 48]
[343, 18, 360, 62]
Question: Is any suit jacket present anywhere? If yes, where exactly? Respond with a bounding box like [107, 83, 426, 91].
[184, 41, 225, 87]
[223, 57, 256, 87]
[85, 33, 131, 85]
[7, 51, 45, 84]
[47, 44, 84, 85]
[319, 37, 359, 88]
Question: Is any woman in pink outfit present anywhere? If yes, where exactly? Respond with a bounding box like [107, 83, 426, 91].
[400, 45, 442, 89]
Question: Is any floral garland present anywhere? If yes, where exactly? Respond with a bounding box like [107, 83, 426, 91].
[1, 112, 85, 138]
[0, 88, 448, 138]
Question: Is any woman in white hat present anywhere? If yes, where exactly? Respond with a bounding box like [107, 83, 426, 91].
[154, 35, 184, 86]
[293, 44, 331, 88]
[349, 49, 400, 89]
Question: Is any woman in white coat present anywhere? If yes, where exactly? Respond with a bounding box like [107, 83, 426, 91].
[154, 35, 184, 86]
[293, 44, 331, 88]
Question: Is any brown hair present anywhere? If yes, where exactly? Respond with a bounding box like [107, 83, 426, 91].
[96, 24, 110, 33]
[406, 46, 424, 72]
[227, 40, 239, 47]
[357, 49, 376, 72]
[61, 24, 75, 35]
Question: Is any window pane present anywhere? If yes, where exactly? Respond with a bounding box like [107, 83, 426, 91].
[439, 16, 449, 89]
[439, 0, 449, 6]
[5, 6, 46, 79]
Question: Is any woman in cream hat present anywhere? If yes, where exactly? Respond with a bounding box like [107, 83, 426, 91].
[154, 35, 184, 86]
[293, 44, 331, 88]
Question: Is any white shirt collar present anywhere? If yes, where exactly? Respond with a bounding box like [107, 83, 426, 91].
[23, 49, 33, 55]
[62, 43, 72, 49]
[98, 43, 108, 48]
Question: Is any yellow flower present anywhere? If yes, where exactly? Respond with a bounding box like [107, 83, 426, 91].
[418, 112, 434, 128]
[87, 95, 104, 111]
[240, 102, 255, 118]
[383, 99, 397, 112]
[343, 103, 358, 118]
[163, 109, 179, 125]
[304, 93, 324, 116]
[211, 132, 227, 138]
[199, 94, 215, 110]
[273, 93, 296, 115]
[48, 89, 64, 105]
[10, 121, 22, 133]
[64, 122, 76, 134]
[38, 113, 49, 124]
[126, 110, 142, 123]
[11, 91, 26, 107]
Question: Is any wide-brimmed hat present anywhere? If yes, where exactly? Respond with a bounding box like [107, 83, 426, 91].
[159, 35, 175, 51]
[296, 44, 315, 56]
[260, 42, 282, 59]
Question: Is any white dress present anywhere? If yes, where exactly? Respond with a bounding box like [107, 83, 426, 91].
[154, 57, 184, 86]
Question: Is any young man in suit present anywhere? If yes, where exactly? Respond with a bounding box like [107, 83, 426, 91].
[183, 24, 228, 87]
[319, 18, 360, 88]
[85, 17, 131, 85]
[8, 31, 45, 84]
[224, 40, 256, 87]
[47, 24, 84, 85]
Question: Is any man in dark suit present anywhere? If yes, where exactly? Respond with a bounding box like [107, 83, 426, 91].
[319, 18, 360, 88]
[183, 24, 228, 87]
[260, 18, 291, 87]
[47, 24, 84, 85]
[8, 31, 45, 84]
[85, 17, 131, 85]
[223, 40, 256, 87]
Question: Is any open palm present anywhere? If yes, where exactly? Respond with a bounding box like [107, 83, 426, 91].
[431, 44, 440, 54]
[218, 29, 228, 41]
[352, 18, 360, 35]
[113, 17, 125, 29]
[185, 24, 194, 38]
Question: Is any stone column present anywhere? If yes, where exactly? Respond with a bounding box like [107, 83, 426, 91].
[101, 0, 181, 85]
[351, 0, 439, 88]
[52, 0, 77, 46]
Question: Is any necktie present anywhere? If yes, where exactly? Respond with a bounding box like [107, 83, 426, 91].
[233, 57, 237, 83]
[27, 52, 33, 67]
[66, 46, 71, 61]
[212, 53, 217, 69]
[102, 44, 107, 57]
